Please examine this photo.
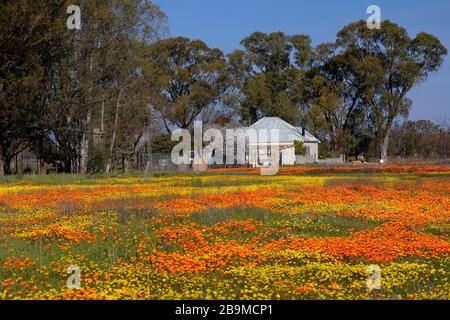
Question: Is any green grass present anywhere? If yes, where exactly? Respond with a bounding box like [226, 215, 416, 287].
[189, 207, 384, 239]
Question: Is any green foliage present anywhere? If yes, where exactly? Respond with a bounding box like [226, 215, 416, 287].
[144, 37, 228, 130]
[319, 152, 332, 160]
[87, 146, 108, 174]
[299, 20, 447, 162]
[294, 140, 307, 156]
[226, 31, 311, 125]
[1, 3, 448, 176]
[335, 20, 447, 161]
[389, 120, 450, 159]
[0, 0, 67, 174]
[0, 0, 168, 175]
[151, 135, 178, 153]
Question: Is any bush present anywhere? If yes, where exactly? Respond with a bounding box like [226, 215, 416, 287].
[294, 140, 306, 156]
[151, 135, 179, 153]
[319, 152, 332, 160]
[87, 146, 108, 174]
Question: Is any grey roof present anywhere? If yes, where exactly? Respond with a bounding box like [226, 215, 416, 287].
[248, 117, 320, 143]
[294, 127, 320, 143]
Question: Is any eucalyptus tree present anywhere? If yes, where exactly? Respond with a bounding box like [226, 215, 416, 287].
[303, 43, 370, 156]
[336, 20, 447, 162]
[46, 0, 167, 173]
[0, 0, 67, 174]
[226, 32, 314, 125]
[144, 37, 228, 132]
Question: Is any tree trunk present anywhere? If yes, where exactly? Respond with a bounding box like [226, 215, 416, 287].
[66, 159, 72, 174]
[106, 89, 123, 173]
[80, 53, 96, 174]
[379, 128, 391, 163]
[0, 158, 4, 176]
[101, 96, 105, 133]
[40, 159, 46, 175]
[38, 136, 46, 175]
[80, 111, 91, 174]
[2, 158, 12, 175]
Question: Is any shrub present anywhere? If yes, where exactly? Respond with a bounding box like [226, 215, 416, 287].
[294, 140, 306, 156]
[151, 135, 179, 153]
[87, 146, 108, 174]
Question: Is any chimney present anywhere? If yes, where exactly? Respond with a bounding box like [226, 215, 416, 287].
[301, 118, 306, 136]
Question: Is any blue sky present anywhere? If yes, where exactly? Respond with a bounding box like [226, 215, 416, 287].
[153, 0, 450, 122]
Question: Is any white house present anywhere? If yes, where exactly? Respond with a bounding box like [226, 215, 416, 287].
[247, 117, 320, 166]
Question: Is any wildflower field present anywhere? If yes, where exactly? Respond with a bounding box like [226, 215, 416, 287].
[0, 165, 449, 300]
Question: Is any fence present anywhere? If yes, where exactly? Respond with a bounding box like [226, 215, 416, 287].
[11, 152, 42, 174]
[295, 155, 316, 165]
[317, 155, 346, 165]
[136, 152, 186, 172]
[8, 151, 448, 175]
[295, 155, 345, 165]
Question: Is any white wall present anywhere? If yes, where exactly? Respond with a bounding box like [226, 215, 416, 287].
[305, 142, 319, 162]
[249, 143, 317, 166]
[296, 143, 319, 164]
[281, 146, 295, 165]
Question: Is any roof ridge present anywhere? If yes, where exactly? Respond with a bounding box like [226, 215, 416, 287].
[248, 117, 320, 143]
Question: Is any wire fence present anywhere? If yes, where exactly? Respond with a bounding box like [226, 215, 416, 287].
[7, 151, 449, 175]
[136, 152, 186, 172]
[11, 152, 42, 174]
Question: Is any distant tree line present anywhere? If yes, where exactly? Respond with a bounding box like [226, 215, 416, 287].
[0, 0, 448, 174]
[388, 120, 450, 160]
